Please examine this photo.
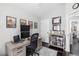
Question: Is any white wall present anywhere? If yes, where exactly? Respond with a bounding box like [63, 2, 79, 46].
[40, 19, 50, 43]
[0, 4, 40, 56]
[40, 4, 66, 44]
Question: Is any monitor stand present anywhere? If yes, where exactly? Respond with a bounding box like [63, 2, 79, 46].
[19, 39, 25, 42]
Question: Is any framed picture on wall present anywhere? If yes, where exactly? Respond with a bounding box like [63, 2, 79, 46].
[53, 25, 60, 31]
[34, 22, 38, 29]
[28, 21, 33, 29]
[52, 16, 61, 24]
[20, 19, 27, 25]
[6, 16, 16, 28]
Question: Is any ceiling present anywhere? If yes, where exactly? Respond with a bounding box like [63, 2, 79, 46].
[0, 3, 65, 18]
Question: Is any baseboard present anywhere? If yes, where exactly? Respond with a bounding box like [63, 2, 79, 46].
[42, 42, 49, 47]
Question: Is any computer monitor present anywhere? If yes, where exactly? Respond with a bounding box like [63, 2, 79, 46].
[21, 25, 30, 31]
[20, 25, 30, 39]
[21, 32, 30, 39]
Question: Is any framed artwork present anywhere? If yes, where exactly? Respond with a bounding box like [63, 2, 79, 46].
[20, 19, 27, 25]
[71, 21, 78, 31]
[6, 16, 16, 28]
[34, 22, 38, 29]
[28, 21, 33, 29]
[52, 16, 61, 24]
[53, 25, 60, 31]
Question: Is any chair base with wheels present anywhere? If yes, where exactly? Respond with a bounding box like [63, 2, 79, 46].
[26, 33, 40, 56]
[26, 46, 39, 56]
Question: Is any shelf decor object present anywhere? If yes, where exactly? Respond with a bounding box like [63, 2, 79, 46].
[6, 16, 16, 28]
[49, 30, 66, 49]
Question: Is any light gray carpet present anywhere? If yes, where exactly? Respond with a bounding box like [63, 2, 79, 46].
[38, 47, 57, 56]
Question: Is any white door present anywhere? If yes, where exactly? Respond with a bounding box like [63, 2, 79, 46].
[40, 19, 50, 43]
[69, 16, 79, 55]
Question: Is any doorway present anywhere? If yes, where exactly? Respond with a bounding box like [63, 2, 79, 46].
[70, 17, 79, 56]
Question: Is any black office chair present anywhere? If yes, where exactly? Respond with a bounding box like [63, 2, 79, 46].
[26, 33, 39, 56]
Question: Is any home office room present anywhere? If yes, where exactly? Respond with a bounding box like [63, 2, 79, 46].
[0, 1, 79, 56]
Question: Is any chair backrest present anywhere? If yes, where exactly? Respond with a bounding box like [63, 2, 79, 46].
[30, 33, 39, 49]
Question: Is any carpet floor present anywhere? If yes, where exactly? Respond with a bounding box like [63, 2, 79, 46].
[38, 47, 57, 56]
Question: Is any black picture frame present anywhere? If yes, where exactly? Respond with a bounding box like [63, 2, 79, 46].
[53, 24, 60, 31]
[52, 16, 61, 31]
[52, 16, 61, 24]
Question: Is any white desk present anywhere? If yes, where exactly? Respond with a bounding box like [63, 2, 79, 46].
[6, 38, 30, 56]
[6, 37, 42, 56]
